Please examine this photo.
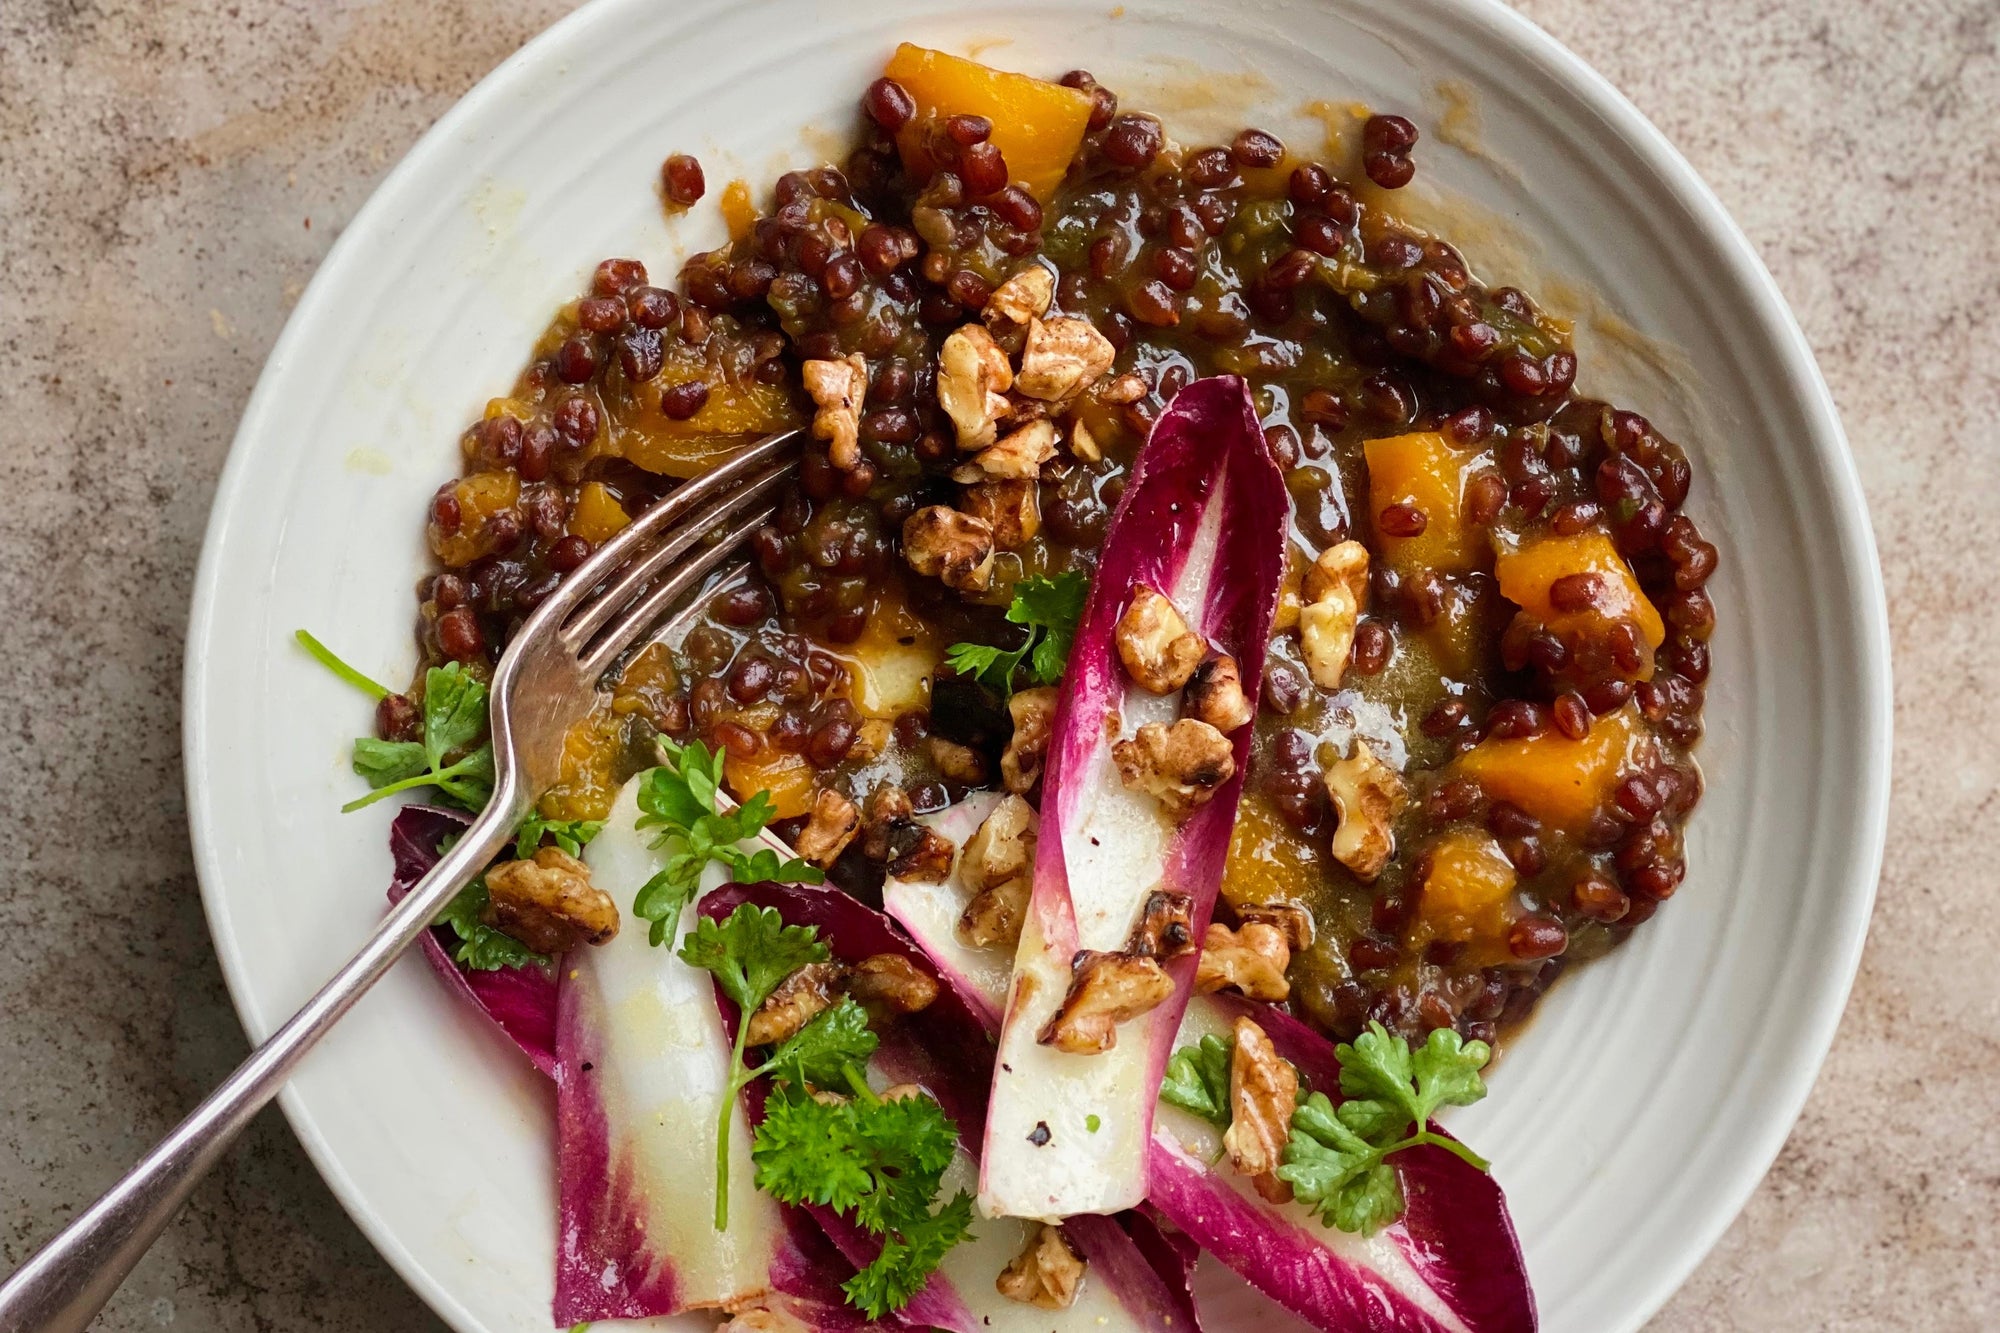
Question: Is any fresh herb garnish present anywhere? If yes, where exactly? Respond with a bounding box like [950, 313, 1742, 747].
[1159, 1032, 1234, 1129]
[297, 629, 496, 814]
[515, 813, 603, 860]
[435, 876, 546, 972]
[1276, 1022, 1492, 1237]
[943, 569, 1088, 696]
[629, 740, 823, 947]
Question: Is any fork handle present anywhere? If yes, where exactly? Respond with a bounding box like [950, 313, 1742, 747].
[0, 791, 521, 1333]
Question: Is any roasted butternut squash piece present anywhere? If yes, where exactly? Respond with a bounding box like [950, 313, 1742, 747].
[883, 44, 1095, 203]
[1363, 431, 1484, 573]
[1494, 530, 1665, 648]
[568, 481, 630, 544]
[430, 470, 521, 567]
[1451, 702, 1648, 829]
[725, 746, 816, 820]
[1416, 829, 1519, 960]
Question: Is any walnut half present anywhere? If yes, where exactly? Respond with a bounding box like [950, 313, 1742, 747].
[482, 847, 619, 955]
[1183, 653, 1255, 732]
[1323, 740, 1408, 881]
[903, 505, 996, 592]
[1194, 920, 1292, 1001]
[996, 1223, 1086, 1310]
[1037, 950, 1175, 1054]
[745, 960, 844, 1046]
[1115, 585, 1205, 693]
[1000, 686, 1058, 793]
[1222, 1015, 1299, 1204]
[801, 353, 867, 471]
[794, 787, 859, 868]
[1298, 539, 1371, 690]
[1112, 718, 1236, 817]
[937, 323, 1014, 451]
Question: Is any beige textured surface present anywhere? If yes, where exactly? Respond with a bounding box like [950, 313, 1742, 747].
[0, 1, 1994, 1328]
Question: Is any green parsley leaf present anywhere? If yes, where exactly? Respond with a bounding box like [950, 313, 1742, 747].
[762, 997, 878, 1092]
[1160, 1033, 1234, 1129]
[351, 737, 429, 789]
[841, 1190, 975, 1320]
[434, 878, 546, 972]
[295, 628, 391, 700]
[1278, 1022, 1493, 1237]
[942, 569, 1089, 697]
[752, 1092, 880, 1211]
[331, 662, 494, 814]
[678, 903, 828, 1013]
[628, 742, 821, 947]
[422, 663, 489, 769]
[515, 813, 604, 860]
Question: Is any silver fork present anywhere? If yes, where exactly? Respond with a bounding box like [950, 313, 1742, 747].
[0, 427, 804, 1333]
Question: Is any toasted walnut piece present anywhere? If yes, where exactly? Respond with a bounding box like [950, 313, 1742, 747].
[848, 953, 939, 1022]
[1094, 371, 1148, 405]
[1067, 417, 1103, 462]
[962, 794, 1037, 889]
[795, 787, 860, 868]
[1303, 539, 1371, 604]
[1183, 653, 1255, 732]
[482, 847, 619, 955]
[801, 353, 868, 471]
[996, 1223, 1087, 1310]
[984, 265, 1056, 326]
[1115, 585, 1205, 693]
[958, 874, 1032, 949]
[1015, 317, 1117, 402]
[1193, 921, 1292, 1001]
[1127, 889, 1197, 958]
[745, 960, 845, 1046]
[951, 419, 1059, 483]
[861, 783, 917, 862]
[961, 478, 1041, 549]
[1324, 740, 1408, 881]
[938, 323, 1014, 450]
[1222, 1016, 1300, 1204]
[1239, 901, 1315, 949]
[1298, 539, 1372, 690]
[879, 1082, 927, 1102]
[1001, 687, 1058, 793]
[903, 505, 996, 592]
[926, 736, 988, 785]
[1112, 718, 1236, 817]
[847, 717, 891, 763]
[889, 826, 957, 883]
[1037, 950, 1176, 1054]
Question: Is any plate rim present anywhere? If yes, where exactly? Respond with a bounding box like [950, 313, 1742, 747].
[181, 0, 1893, 1329]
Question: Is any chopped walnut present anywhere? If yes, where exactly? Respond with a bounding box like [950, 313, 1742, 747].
[1001, 686, 1058, 793]
[745, 960, 845, 1046]
[903, 505, 996, 592]
[801, 353, 868, 471]
[958, 874, 1032, 949]
[1298, 540, 1371, 691]
[983, 264, 1056, 326]
[795, 787, 860, 868]
[996, 1223, 1087, 1310]
[847, 717, 891, 763]
[1015, 317, 1117, 402]
[1323, 740, 1408, 881]
[937, 323, 1014, 450]
[1115, 585, 1205, 693]
[860, 783, 916, 862]
[961, 794, 1037, 889]
[951, 419, 1059, 483]
[879, 1081, 927, 1102]
[889, 826, 957, 883]
[1194, 920, 1292, 1001]
[926, 736, 988, 785]
[1183, 653, 1254, 732]
[1037, 950, 1176, 1054]
[1239, 901, 1315, 949]
[1094, 371, 1148, 405]
[1222, 1016, 1299, 1204]
[481, 847, 619, 955]
[847, 953, 938, 1023]
[1127, 889, 1197, 959]
[961, 478, 1040, 549]
[1112, 718, 1236, 817]
[1067, 417, 1103, 462]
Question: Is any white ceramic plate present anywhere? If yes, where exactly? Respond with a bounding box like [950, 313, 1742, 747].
[184, 1, 1891, 1330]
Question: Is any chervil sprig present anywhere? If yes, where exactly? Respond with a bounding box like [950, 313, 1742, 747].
[943, 569, 1088, 696]
[297, 629, 495, 813]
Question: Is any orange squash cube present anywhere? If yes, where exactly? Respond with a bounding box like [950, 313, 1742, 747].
[1494, 530, 1665, 648]
[725, 747, 816, 821]
[569, 482, 631, 544]
[1416, 829, 1519, 958]
[1363, 431, 1485, 573]
[1450, 702, 1649, 830]
[883, 44, 1095, 203]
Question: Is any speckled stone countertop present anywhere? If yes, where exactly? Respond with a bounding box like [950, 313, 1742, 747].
[2, 1, 1994, 1328]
